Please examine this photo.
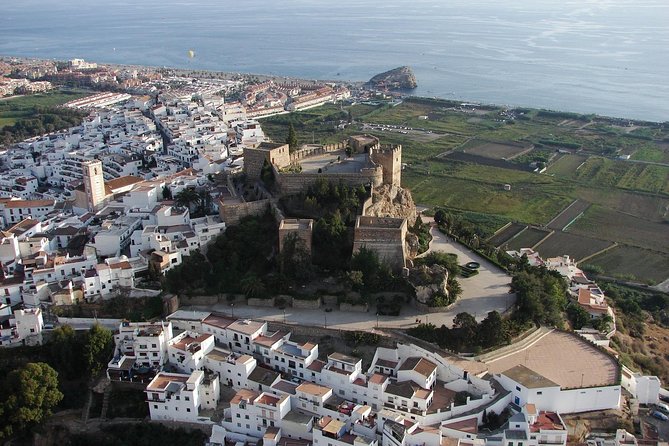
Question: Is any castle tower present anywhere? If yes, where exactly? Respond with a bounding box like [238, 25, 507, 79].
[372, 144, 402, 187]
[82, 160, 106, 211]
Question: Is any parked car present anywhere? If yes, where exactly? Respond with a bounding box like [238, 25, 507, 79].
[651, 411, 668, 421]
[656, 402, 669, 414]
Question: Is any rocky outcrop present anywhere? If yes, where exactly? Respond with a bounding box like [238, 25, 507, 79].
[364, 184, 417, 225]
[367, 66, 417, 90]
[408, 264, 449, 304]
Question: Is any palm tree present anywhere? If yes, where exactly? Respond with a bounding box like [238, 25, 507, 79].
[175, 188, 200, 212]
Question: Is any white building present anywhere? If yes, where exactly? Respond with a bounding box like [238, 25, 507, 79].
[145, 370, 219, 423]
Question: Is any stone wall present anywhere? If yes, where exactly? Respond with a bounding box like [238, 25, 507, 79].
[290, 142, 346, 163]
[248, 297, 275, 307]
[340, 302, 369, 313]
[274, 165, 384, 195]
[292, 297, 322, 309]
[279, 219, 313, 255]
[353, 216, 408, 272]
[219, 198, 271, 226]
[322, 295, 338, 307]
[415, 301, 453, 313]
[244, 143, 290, 179]
[371, 144, 402, 187]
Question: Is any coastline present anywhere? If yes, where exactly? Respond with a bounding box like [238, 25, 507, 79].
[1, 54, 666, 126]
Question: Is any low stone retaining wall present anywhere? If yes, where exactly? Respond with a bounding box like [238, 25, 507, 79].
[322, 295, 339, 306]
[248, 297, 275, 307]
[292, 298, 321, 309]
[340, 302, 369, 313]
[415, 301, 452, 314]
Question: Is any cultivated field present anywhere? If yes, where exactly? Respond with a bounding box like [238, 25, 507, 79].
[534, 231, 614, 261]
[571, 157, 669, 194]
[261, 98, 669, 283]
[506, 227, 552, 251]
[0, 89, 90, 128]
[546, 154, 587, 176]
[461, 138, 532, 160]
[588, 246, 669, 284]
[569, 206, 669, 253]
[546, 199, 591, 230]
[488, 223, 526, 248]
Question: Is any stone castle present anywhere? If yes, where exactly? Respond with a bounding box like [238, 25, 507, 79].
[220, 135, 415, 271]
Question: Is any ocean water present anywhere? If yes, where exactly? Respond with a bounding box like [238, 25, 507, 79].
[1, 0, 668, 121]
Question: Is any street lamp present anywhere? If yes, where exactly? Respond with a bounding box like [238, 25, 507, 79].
[231, 303, 235, 319]
[283, 308, 286, 324]
[324, 313, 327, 329]
[376, 312, 379, 329]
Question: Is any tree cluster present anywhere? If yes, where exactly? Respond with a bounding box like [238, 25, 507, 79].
[0, 324, 113, 440]
[0, 107, 85, 145]
[511, 267, 568, 326]
[408, 311, 512, 353]
[165, 212, 278, 296]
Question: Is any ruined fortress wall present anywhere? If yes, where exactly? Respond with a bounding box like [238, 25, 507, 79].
[353, 224, 408, 272]
[371, 144, 402, 187]
[289, 142, 346, 163]
[349, 135, 380, 154]
[244, 145, 291, 179]
[219, 199, 271, 226]
[275, 166, 384, 195]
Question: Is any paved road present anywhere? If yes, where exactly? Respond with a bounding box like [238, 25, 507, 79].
[187, 221, 514, 330]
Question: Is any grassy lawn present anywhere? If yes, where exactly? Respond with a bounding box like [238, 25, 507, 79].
[0, 89, 91, 128]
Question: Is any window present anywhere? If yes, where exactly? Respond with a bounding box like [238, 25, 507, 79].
[236, 414, 240, 418]
[186, 408, 191, 412]
[515, 386, 521, 391]
[185, 396, 190, 401]
[536, 391, 542, 395]
[153, 404, 158, 409]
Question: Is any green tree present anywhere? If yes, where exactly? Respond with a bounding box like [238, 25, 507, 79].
[49, 324, 84, 379]
[0, 362, 63, 439]
[434, 209, 447, 226]
[174, 188, 200, 212]
[162, 185, 173, 200]
[240, 273, 267, 298]
[478, 311, 509, 348]
[83, 324, 114, 377]
[567, 304, 590, 330]
[286, 123, 298, 152]
[279, 233, 313, 283]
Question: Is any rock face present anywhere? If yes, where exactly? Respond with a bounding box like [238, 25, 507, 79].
[364, 184, 417, 225]
[367, 66, 417, 90]
[408, 264, 449, 304]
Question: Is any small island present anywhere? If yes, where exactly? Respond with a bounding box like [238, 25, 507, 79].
[367, 65, 417, 90]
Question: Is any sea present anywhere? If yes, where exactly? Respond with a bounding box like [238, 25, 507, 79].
[1, 0, 668, 122]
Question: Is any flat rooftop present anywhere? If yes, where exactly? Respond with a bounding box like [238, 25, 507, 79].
[256, 142, 287, 151]
[486, 330, 619, 389]
[299, 150, 372, 174]
[280, 219, 313, 231]
[357, 216, 405, 229]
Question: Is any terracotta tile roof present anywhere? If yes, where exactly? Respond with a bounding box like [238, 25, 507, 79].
[399, 357, 437, 378]
[105, 175, 143, 191]
[296, 382, 331, 397]
[2, 199, 54, 208]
